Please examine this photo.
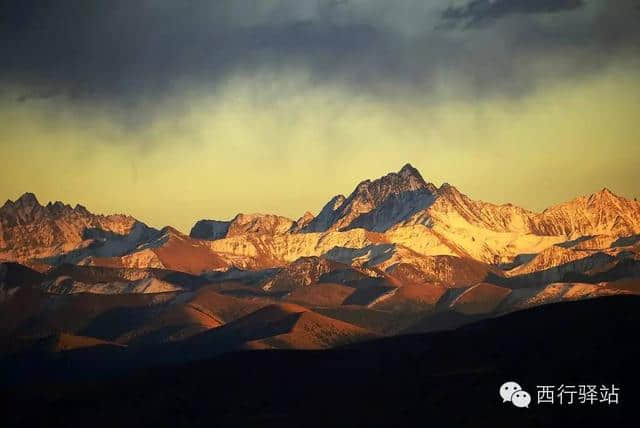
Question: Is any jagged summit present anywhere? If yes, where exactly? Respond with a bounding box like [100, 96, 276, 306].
[1, 193, 132, 221]
[587, 187, 621, 204]
[7, 170, 639, 271]
[222, 164, 638, 238]
[193, 167, 414, 237]
[16, 192, 39, 205]
[302, 164, 437, 233]
[0, 192, 141, 262]
[2, 192, 39, 211]
[398, 163, 424, 181]
[599, 187, 614, 195]
[541, 187, 626, 212]
[533, 187, 640, 238]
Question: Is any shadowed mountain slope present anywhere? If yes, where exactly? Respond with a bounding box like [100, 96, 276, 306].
[2, 296, 638, 427]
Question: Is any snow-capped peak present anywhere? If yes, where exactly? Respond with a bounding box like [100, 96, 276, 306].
[302, 164, 437, 233]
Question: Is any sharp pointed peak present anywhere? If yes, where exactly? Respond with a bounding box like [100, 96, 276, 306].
[546, 187, 626, 210]
[598, 187, 615, 195]
[354, 163, 429, 192]
[396, 163, 426, 183]
[398, 162, 420, 176]
[587, 187, 621, 201]
[1, 199, 15, 210]
[45, 201, 71, 214]
[16, 192, 40, 206]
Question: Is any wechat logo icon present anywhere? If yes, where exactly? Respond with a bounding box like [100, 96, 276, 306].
[500, 381, 531, 408]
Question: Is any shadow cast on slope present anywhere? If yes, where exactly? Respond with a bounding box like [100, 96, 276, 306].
[2, 295, 639, 427]
[323, 244, 396, 268]
[40, 222, 160, 266]
[487, 252, 620, 288]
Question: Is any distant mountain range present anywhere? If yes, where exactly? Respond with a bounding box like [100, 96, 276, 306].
[2, 163, 639, 273]
[1, 164, 639, 367]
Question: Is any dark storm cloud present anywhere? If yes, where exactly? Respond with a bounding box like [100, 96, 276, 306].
[442, 0, 584, 26]
[1, 0, 639, 109]
[0, 1, 393, 103]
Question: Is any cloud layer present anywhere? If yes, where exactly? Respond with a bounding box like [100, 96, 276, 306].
[2, 0, 639, 109]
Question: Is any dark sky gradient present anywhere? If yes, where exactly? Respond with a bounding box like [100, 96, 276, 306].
[1, 0, 639, 109]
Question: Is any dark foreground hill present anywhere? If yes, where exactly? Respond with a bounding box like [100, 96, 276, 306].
[2, 295, 639, 427]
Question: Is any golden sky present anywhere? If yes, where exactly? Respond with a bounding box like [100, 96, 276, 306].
[1, 64, 639, 233]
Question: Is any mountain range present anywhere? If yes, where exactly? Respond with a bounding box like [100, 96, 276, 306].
[1, 164, 639, 365]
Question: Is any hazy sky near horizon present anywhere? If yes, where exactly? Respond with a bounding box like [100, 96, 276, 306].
[1, 0, 639, 232]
